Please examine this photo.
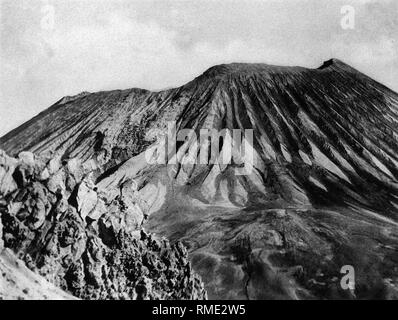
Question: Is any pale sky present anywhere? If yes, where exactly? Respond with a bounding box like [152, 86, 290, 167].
[0, 0, 397, 136]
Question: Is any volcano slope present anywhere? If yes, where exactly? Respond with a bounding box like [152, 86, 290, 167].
[1, 58, 398, 299]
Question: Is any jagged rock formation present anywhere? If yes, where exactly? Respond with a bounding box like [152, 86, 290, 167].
[0, 150, 206, 299]
[1, 59, 398, 299]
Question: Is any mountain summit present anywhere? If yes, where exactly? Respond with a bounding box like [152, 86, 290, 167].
[1, 59, 398, 299]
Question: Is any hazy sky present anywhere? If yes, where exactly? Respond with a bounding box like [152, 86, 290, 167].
[0, 0, 397, 136]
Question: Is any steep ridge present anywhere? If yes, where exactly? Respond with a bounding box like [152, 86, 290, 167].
[1, 59, 398, 299]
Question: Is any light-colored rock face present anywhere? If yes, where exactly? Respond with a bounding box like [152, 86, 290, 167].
[0, 150, 18, 196]
[76, 178, 98, 220]
[0, 60, 398, 299]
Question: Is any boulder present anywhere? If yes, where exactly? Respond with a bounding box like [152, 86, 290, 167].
[46, 169, 66, 194]
[38, 168, 50, 181]
[76, 178, 98, 220]
[18, 151, 35, 168]
[65, 158, 84, 191]
[0, 150, 18, 196]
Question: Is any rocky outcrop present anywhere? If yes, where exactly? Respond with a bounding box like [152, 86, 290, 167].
[0, 150, 206, 300]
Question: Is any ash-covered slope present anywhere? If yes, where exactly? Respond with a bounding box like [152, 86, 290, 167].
[1, 59, 398, 299]
[1, 59, 398, 215]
